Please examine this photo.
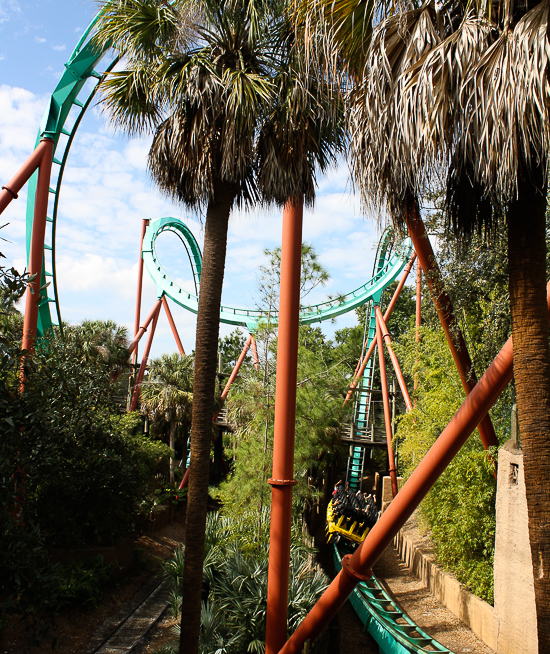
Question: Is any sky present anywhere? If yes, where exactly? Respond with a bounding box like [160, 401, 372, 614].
[0, 0, 389, 360]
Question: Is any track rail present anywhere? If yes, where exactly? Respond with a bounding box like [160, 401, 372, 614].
[143, 217, 412, 331]
[333, 546, 454, 654]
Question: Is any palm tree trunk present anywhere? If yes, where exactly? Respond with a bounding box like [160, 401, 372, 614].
[508, 170, 550, 650]
[179, 183, 234, 654]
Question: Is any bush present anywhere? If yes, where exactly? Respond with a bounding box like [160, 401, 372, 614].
[162, 510, 328, 654]
[0, 330, 170, 629]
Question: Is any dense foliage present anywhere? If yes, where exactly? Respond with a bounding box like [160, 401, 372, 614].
[394, 220, 513, 603]
[0, 261, 170, 630]
[161, 510, 328, 654]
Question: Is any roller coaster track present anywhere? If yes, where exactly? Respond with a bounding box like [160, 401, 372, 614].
[333, 546, 454, 654]
[21, 8, 446, 652]
[142, 217, 412, 332]
[346, 230, 394, 491]
[24, 8, 413, 336]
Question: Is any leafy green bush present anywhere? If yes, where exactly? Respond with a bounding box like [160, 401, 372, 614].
[395, 327, 502, 603]
[0, 328, 170, 630]
[162, 511, 327, 654]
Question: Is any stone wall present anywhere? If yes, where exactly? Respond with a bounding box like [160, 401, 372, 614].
[494, 440, 537, 653]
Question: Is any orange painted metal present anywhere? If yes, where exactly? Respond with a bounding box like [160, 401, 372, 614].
[375, 307, 413, 412]
[21, 138, 54, 357]
[346, 251, 417, 404]
[405, 200, 498, 451]
[415, 262, 421, 393]
[0, 140, 51, 215]
[221, 334, 252, 402]
[279, 323, 517, 654]
[129, 300, 161, 411]
[251, 334, 260, 370]
[376, 316, 399, 498]
[162, 295, 185, 356]
[133, 219, 149, 366]
[265, 200, 303, 654]
[128, 299, 163, 355]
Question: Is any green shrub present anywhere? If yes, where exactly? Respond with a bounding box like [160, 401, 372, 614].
[162, 511, 327, 654]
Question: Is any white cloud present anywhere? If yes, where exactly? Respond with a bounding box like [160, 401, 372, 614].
[35, 36, 45, 43]
[52, 44, 66, 52]
[0, 0, 21, 24]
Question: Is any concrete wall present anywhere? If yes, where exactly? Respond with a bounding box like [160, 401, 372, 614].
[394, 517, 497, 650]
[494, 440, 537, 654]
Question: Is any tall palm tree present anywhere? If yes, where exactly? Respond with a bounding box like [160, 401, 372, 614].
[305, 0, 550, 646]
[140, 353, 194, 484]
[94, 2, 343, 652]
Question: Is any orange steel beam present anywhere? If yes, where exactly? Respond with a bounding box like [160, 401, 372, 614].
[181, 335, 254, 491]
[405, 198, 498, 451]
[21, 138, 54, 357]
[162, 295, 185, 356]
[346, 252, 417, 404]
[129, 300, 161, 411]
[128, 299, 162, 355]
[133, 219, 149, 366]
[265, 200, 303, 654]
[251, 334, 260, 370]
[375, 307, 413, 412]
[0, 139, 51, 215]
[415, 262, 422, 393]
[221, 334, 252, 402]
[376, 317, 399, 498]
[279, 308, 521, 654]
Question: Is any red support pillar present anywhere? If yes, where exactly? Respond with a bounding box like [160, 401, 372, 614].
[221, 334, 252, 402]
[405, 198, 498, 451]
[162, 295, 185, 355]
[354, 252, 416, 382]
[129, 301, 161, 411]
[251, 334, 260, 370]
[346, 252, 417, 404]
[128, 299, 163, 355]
[415, 262, 422, 394]
[133, 219, 149, 366]
[265, 200, 303, 654]
[376, 316, 398, 498]
[279, 324, 517, 654]
[0, 140, 51, 215]
[21, 138, 54, 357]
[375, 307, 413, 412]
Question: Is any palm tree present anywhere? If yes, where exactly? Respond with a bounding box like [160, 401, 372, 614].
[94, 2, 343, 652]
[140, 353, 194, 484]
[304, 0, 550, 645]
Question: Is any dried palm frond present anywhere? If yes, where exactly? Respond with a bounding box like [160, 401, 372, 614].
[349, 2, 442, 219]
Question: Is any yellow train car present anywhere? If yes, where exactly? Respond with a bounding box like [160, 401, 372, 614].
[326, 498, 371, 545]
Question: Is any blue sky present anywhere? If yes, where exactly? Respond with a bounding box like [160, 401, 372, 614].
[0, 0, 387, 359]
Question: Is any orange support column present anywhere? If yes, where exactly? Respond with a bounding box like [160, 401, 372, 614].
[133, 219, 150, 365]
[279, 327, 517, 654]
[376, 316, 398, 498]
[405, 197, 498, 451]
[21, 138, 54, 357]
[0, 140, 51, 215]
[129, 301, 161, 411]
[376, 307, 413, 412]
[265, 200, 303, 654]
[162, 295, 185, 355]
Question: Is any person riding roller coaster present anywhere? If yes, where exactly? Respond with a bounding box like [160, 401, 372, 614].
[326, 481, 380, 546]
